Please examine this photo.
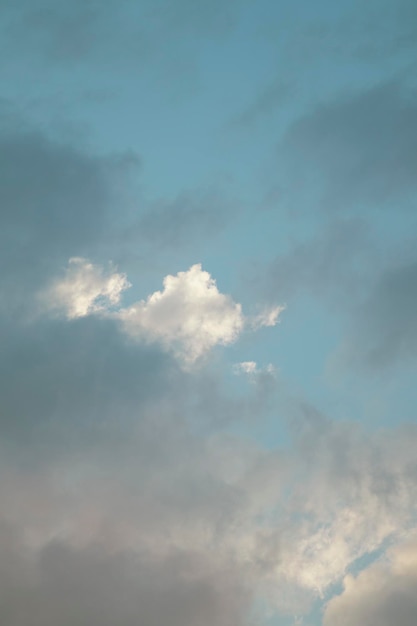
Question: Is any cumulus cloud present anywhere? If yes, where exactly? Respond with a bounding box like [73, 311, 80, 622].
[324, 535, 417, 626]
[118, 264, 244, 363]
[41, 260, 284, 365]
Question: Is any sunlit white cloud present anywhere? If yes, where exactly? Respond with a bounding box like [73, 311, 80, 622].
[40, 257, 131, 319]
[118, 263, 245, 364]
[41, 260, 283, 365]
[324, 534, 417, 626]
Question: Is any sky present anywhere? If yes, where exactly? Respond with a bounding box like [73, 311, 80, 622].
[1, 0, 417, 624]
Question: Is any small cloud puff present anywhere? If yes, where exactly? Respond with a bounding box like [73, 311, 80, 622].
[233, 361, 276, 378]
[41, 259, 284, 366]
[250, 305, 286, 330]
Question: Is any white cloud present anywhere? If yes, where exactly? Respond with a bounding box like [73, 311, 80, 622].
[41, 260, 284, 365]
[234, 361, 258, 375]
[217, 419, 417, 616]
[233, 361, 276, 378]
[41, 257, 130, 319]
[118, 264, 244, 363]
[323, 534, 417, 626]
[251, 305, 286, 329]
[272, 419, 417, 599]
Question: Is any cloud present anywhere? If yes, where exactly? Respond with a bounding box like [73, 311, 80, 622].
[135, 188, 232, 250]
[234, 361, 258, 375]
[0, 317, 177, 455]
[272, 411, 417, 601]
[251, 215, 416, 373]
[231, 79, 293, 128]
[0, 78, 415, 626]
[0, 0, 142, 66]
[324, 536, 417, 626]
[0, 523, 250, 626]
[0, 353, 416, 622]
[336, 259, 417, 369]
[0, 0, 245, 69]
[262, 219, 373, 303]
[0, 121, 138, 317]
[250, 305, 286, 329]
[42, 260, 284, 365]
[118, 264, 245, 363]
[273, 0, 417, 66]
[233, 361, 276, 379]
[281, 80, 417, 211]
[41, 257, 131, 319]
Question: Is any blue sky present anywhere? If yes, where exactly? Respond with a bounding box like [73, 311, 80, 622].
[1, 1, 417, 625]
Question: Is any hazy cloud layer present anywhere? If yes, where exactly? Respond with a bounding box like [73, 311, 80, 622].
[341, 260, 417, 369]
[261, 218, 373, 304]
[136, 189, 232, 250]
[0, 523, 250, 626]
[0, 0, 246, 69]
[281, 80, 417, 211]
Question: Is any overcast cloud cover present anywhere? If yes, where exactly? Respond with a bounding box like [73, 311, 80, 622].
[1, 1, 416, 625]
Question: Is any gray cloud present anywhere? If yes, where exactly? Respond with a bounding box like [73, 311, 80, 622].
[252, 213, 417, 374]
[257, 218, 373, 306]
[280, 80, 417, 211]
[267, 0, 417, 72]
[0, 523, 250, 626]
[276, 407, 417, 597]
[134, 188, 232, 250]
[0, 356, 416, 623]
[0, 0, 149, 68]
[0, 317, 177, 458]
[0, 0, 245, 69]
[0, 120, 139, 317]
[337, 259, 417, 369]
[231, 79, 293, 129]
